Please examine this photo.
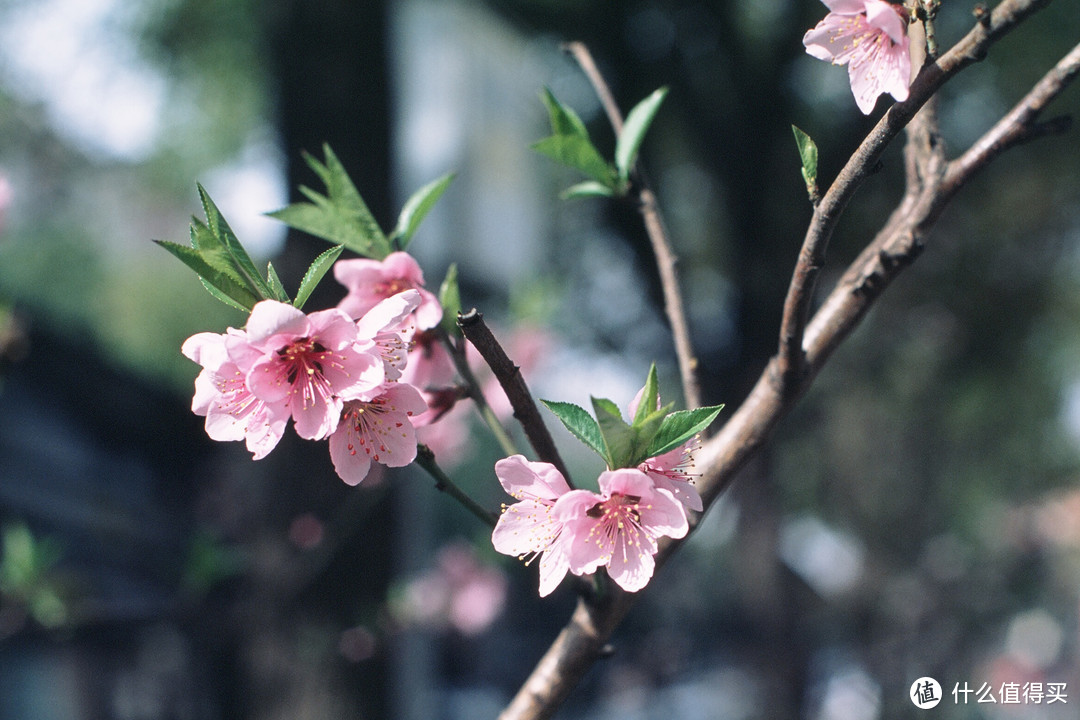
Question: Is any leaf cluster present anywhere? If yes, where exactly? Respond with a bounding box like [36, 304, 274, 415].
[157, 145, 455, 315]
[541, 365, 722, 471]
[532, 87, 668, 199]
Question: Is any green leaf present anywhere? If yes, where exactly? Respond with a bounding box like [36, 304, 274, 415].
[533, 88, 617, 188]
[391, 173, 455, 248]
[629, 407, 668, 467]
[293, 244, 344, 309]
[541, 399, 606, 459]
[615, 86, 669, 182]
[632, 364, 661, 426]
[438, 263, 461, 335]
[559, 181, 616, 200]
[265, 261, 290, 303]
[155, 240, 259, 312]
[791, 125, 819, 199]
[267, 145, 391, 258]
[593, 396, 636, 469]
[646, 404, 725, 459]
[540, 86, 590, 137]
[195, 184, 273, 299]
[532, 135, 616, 188]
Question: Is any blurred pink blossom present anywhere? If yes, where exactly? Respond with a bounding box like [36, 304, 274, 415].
[398, 541, 507, 636]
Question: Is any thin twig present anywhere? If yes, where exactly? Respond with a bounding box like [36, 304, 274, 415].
[564, 41, 703, 409]
[414, 444, 499, 527]
[562, 41, 624, 135]
[438, 327, 521, 458]
[458, 308, 574, 486]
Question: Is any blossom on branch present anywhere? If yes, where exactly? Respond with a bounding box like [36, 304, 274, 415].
[334, 251, 443, 330]
[553, 468, 688, 593]
[629, 384, 704, 513]
[329, 381, 428, 485]
[243, 301, 385, 440]
[182, 329, 288, 460]
[491, 455, 573, 597]
[803, 0, 911, 114]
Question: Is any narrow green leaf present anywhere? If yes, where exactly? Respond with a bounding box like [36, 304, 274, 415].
[628, 407, 668, 468]
[155, 240, 259, 312]
[632, 364, 661, 426]
[532, 135, 616, 188]
[310, 144, 388, 251]
[392, 173, 455, 248]
[592, 396, 636, 469]
[540, 86, 590, 138]
[615, 87, 669, 182]
[265, 261, 290, 303]
[646, 404, 725, 459]
[540, 399, 606, 459]
[559, 181, 616, 200]
[438, 263, 461, 335]
[196, 184, 273, 299]
[791, 125, 819, 200]
[267, 145, 391, 258]
[293, 244, 344, 309]
[534, 88, 617, 188]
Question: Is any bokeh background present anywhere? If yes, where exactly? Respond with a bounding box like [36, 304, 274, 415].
[1, 1, 1080, 718]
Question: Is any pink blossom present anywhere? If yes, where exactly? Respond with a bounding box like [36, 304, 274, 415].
[182, 329, 288, 459]
[638, 437, 704, 512]
[628, 385, 703, 512]
[491, 455, 573, 597]
[400, 329, 458, 394]
[328, 382, 428, 485]
[243, 300, 385, 440]
[553, 468, 688, 593]
[334, 251, 443, 330]
[355, 289, 421, 381]
[803, 0, 911, 114]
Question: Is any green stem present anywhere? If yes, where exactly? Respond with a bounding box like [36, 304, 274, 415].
[414, 444, 499, 528]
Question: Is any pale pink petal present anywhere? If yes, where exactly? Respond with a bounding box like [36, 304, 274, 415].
[329, 428, 373, 485]
[292, 387, 342, 440]
[864, 0, 907, 43]
[355, 290, 421, 339]
[494, 455, 572, 501]
[605, 539, 656, 593]
[492, 499, 557, 557]
[537, 535, 572, 597]
[245, 300, 309, 345]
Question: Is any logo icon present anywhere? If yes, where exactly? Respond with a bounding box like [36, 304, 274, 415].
[911, 677, 942, 709]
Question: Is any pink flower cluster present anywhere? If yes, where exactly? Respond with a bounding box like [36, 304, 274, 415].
[182, 252, 444, 486]
[803, 0, 912, 115]
[491, 389, 701, 596]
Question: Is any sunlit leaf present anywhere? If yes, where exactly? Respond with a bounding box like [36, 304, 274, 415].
[615, 87, 668, 182]
[541, 399, 606, 459]
[293, 244, 344, 309]
[646, 404, 725, 458]
[267, 144, 391, 258]
[392, 173, 455, 248]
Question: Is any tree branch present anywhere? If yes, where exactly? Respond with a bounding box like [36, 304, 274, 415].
[776, 0, 1054, 389]
[564, 42, 703, 409]
[458, 308, 574, 485]
[499, 3, 1072, 718]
